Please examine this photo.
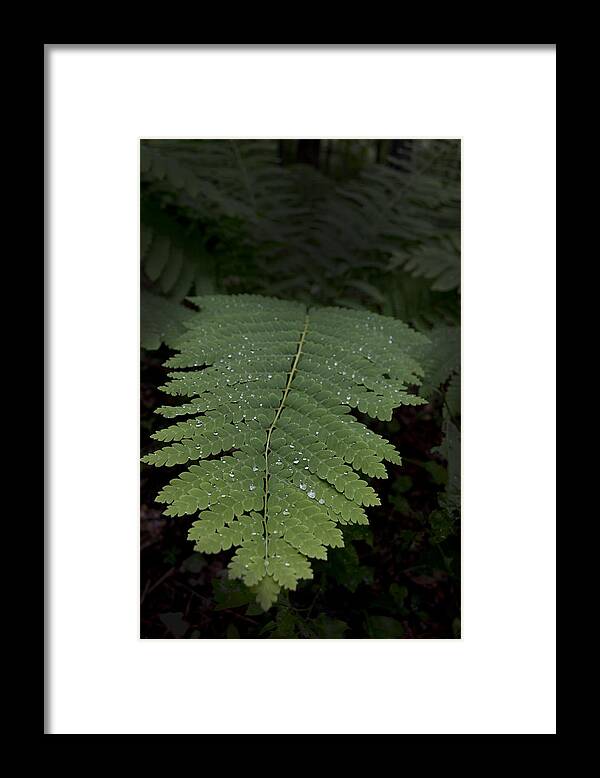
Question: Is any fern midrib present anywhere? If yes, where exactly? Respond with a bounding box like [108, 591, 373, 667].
[262, 312, 310, 567]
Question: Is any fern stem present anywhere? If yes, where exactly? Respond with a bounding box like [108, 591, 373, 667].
[262, 313, 310, 568]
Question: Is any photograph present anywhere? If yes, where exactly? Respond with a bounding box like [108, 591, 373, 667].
[140, 138, 461, 638]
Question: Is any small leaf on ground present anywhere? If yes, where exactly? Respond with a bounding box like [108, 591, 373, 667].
[159, 612, 190, 638]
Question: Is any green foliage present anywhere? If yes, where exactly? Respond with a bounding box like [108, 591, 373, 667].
[141, 200, 217, 301]
[430, 418, 460, 543]
[418, 325, 460, 401]
[418, 325, 461, 543]
[364, 614, 405, 638]
[212, 576, 258, 611]
[326, 543, 374, 592]
[389, 239, 460, 293]
[140, 291, 195, 351]
[159, 612, 190, 638]
[141, 140, 299, 271]
[142, 294, 427, 610]
[140, 139, 460, 324]
[260, 606, 350, 638]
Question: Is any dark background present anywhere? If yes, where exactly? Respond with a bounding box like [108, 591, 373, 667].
[140, 139, 460, 638]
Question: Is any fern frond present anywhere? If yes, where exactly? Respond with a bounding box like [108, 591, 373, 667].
[142, 294, 428, 609]
[390, 238, 460, 293]
[429, 417, 460, 543]
[420, 325, 461, 542]
[385, 275, 459, 329]
[140, 291, 194, 351]
[141, 140, 296, 240]
[417, 325, 461, 399]
[141, 200, 217, 300]
[141, 140, 461, 313]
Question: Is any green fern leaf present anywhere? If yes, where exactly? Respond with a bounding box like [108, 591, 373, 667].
[141, 139, 460, 320]
[141, 200, 216, 301]
[420, 326, 461, 542]
[390, 240, 460, 293]
[142, 294, 428, 609]
[417, 325, 460, 400]
[140, 291, 194, 351]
